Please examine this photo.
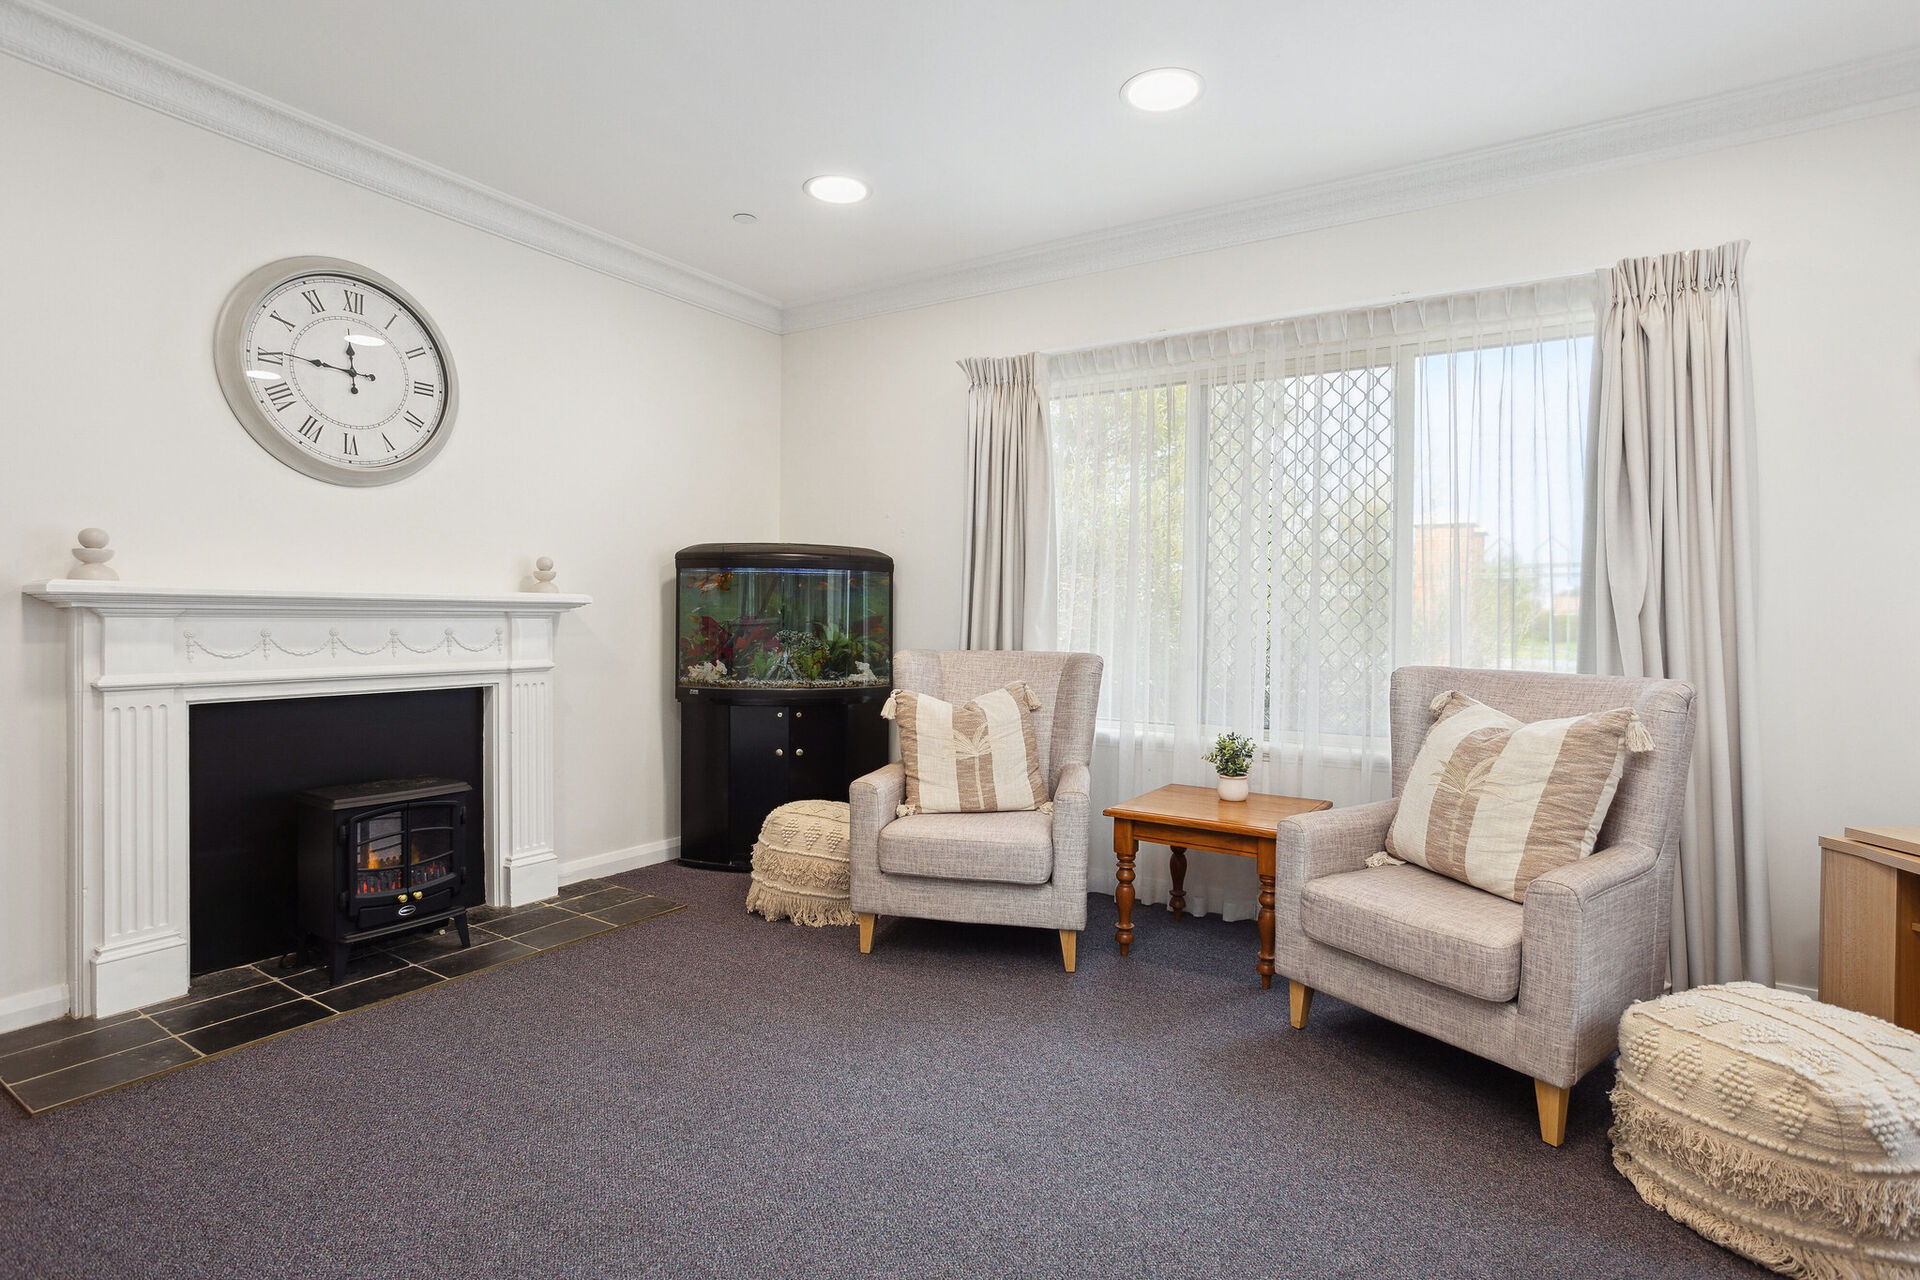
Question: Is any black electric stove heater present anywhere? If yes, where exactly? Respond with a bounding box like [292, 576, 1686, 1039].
[297, 777, 474, 984]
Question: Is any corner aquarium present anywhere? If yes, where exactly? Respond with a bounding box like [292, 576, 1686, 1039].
[675, 543, 893, 694]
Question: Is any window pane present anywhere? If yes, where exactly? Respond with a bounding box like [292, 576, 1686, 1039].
[1407, 336, 1592, 673]
[1052, 381, 1188, 726]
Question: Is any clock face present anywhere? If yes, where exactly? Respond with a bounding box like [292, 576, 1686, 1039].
[214, 258, 458, 485]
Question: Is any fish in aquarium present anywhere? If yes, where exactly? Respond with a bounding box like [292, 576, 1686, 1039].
[692, 571, 734, 593]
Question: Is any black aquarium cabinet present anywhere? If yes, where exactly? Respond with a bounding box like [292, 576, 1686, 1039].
[674, 543, 893, 871]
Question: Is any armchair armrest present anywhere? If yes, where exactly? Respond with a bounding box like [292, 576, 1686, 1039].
[1050, 762, 1091, 896]
[1276, 798, 1400, 883]
[849, 763, 905, 895]
[1270, 798, 1399, 977]
[1519, 841, 1668, 1080]
[1524, 842, 1657, 910]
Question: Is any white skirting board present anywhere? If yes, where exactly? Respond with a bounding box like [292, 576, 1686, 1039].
[559, 837, 680, 885]
[0, 983, 71, 1035]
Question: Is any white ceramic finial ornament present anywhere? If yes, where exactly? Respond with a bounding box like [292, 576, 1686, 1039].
[528, 556, 558, 593]
[69, 528, 118, 580]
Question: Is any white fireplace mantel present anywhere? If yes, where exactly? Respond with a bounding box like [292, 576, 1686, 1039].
[24, 579, 592, 1017]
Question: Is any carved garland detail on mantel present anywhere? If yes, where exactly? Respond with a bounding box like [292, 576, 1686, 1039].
[182, 625, 505, 662]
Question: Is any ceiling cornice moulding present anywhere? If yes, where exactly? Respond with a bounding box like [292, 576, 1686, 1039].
[782, 46, 1920, 332]
[0, 0, 785, 332]
[5, 1, 1918, 335]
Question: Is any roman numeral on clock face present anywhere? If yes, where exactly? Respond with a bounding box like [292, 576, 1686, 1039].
[404, 410, 426, 429]
[342, 433, 359, 457]
[380, 433, 395, 452]
[297, 415, 323, 441]
[405, 347, 426, 359]
[413, 381, 435, 397]
[341, 289, 365, 315]
[255, 349, 285, 367]
[301, 289, 325, 314]
[263, 381, 296, 411]
[270, 311, 295, 331]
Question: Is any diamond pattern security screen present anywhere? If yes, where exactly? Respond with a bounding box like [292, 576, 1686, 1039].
[1203, 363, 1395, 738]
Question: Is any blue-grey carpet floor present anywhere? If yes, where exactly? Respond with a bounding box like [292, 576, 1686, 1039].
[0, 862, 1760, 1279]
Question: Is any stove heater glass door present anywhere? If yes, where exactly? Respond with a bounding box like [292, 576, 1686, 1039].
[354, 811, 405, 898]
[407, 803, 458, 890]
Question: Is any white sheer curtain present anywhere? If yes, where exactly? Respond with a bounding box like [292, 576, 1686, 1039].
[1048, 278, 1596, 920]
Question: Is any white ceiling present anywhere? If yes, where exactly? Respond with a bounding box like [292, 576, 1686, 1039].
[28, 0, 1920, 315]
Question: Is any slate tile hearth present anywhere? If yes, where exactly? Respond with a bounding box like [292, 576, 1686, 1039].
[0, 880, 682, 1115]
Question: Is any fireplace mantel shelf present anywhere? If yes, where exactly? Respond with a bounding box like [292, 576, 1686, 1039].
[25, 580, 592, 616]
[25, 576, 591, 1019]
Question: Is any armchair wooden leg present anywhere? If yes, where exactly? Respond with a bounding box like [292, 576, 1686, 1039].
[1288, 981, 1314, 1029]
[1534, 1079, 1571, 1147]
[1059, 930, 1077, 974]
[857, 913, 876, 954]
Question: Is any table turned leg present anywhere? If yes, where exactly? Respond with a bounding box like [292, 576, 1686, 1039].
[1256, 845, 1277, 990]
[1114, 820, 1137, 956]
[1168, 846, 1187, 922]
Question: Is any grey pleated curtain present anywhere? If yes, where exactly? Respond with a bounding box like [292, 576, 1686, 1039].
[958, 354, 1051, 650]
[1583, 240, 1771, 988]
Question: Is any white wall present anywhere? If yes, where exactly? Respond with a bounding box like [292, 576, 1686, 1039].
[781, 106, 1920, 992]
[0, 58, 783, 1023]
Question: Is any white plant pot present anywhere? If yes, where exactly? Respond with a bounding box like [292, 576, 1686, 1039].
[1216, 774, 1250, 803]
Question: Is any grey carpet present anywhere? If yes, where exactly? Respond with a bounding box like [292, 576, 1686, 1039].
[0, 863, 1759, 1280]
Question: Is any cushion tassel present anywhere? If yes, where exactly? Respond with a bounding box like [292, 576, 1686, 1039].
[1625, 713, 1654, 753]
[1430, 690, 1455, 716]
[880, 690, 899, 720]
[1020, 683, 1042, 711]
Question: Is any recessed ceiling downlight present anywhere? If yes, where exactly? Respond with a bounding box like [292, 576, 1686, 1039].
[1121, 67, 1203, 112]
[804, 175, 869, 205]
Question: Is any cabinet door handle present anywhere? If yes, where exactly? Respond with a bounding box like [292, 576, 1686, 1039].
[775, 748, 784, 757]
[794, 710, 803, 719]
[776, 711, 785, 719]
[793, 748, 804, 757]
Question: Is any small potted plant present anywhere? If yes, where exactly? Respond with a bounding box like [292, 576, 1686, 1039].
[1204, 731, 1256, 802]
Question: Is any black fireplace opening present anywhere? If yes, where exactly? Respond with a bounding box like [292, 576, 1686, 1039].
[188, 688, 485, 975]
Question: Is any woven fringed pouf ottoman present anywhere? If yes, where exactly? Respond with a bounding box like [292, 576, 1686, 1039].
[1612, 982, 1920, 1278]
[744, 799, 853, 927]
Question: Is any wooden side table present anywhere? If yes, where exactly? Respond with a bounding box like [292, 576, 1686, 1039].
[1820, 825, 1920, 1030]
[1104, 784, 1330, 988]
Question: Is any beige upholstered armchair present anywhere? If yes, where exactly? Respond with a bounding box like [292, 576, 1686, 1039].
[1275, 665, 1696, 1146]
[849, 650, 1103, 973]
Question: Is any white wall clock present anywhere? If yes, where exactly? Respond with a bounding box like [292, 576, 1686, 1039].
[214, 257, 459, 486]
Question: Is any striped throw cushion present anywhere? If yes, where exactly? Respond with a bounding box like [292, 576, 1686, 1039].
[1384, 691, 1652, 902]
[881, 683, 1051, 817]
